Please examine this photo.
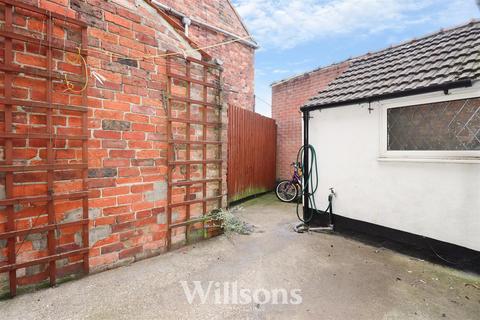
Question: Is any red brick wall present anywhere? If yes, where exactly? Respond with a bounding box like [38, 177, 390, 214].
[271, 63, 349, 180]
[188, 27, 255, 110]
[159, 0, 249, 37]
[158, 0, 256, 110]
[0, 0, 227, 293]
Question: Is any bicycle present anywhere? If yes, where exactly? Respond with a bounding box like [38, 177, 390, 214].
[275, 162, 302, 202]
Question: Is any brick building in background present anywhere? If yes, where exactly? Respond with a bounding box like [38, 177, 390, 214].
[0, 0, 255, 296]
[271, 63, 349, 180]
[156, 0, 257, 109]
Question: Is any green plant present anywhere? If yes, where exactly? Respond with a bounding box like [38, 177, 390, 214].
[207, 208, 253, 235]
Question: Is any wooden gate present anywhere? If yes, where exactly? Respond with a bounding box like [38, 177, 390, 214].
[227, 106, 276, 203]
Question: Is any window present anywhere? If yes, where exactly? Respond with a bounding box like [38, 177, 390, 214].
[387, 99, 480, 151]
[380, 95, 480, 161]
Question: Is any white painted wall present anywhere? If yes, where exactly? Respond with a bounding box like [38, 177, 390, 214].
[308, 84, 480, 251]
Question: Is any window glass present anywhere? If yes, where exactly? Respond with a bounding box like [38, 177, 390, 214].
[387, 99, 480, 151]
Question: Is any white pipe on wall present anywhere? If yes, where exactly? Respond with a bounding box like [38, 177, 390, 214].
[182, 16, 191, 37]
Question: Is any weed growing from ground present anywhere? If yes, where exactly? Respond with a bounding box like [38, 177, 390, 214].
[207, 208, 253, 235]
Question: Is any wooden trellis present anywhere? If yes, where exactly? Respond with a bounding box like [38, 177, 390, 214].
[166, 53, 223, 249]
[0, 0, 89, 297]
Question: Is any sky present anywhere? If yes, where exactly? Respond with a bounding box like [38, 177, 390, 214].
[231, 0, 480, 117]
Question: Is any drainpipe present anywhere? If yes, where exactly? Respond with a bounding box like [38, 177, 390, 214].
[151, 0, 259, 49]
[302, 110, 310, 222]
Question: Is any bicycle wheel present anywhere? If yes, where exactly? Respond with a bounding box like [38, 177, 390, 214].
[275, 180, 298, 202]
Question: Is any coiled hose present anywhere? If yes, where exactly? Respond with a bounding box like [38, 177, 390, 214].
[296, 144, 318, 223]
[295, 144, 332, 224]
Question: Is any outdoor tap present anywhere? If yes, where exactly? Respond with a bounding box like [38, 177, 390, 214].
[328, 188, 336, 202]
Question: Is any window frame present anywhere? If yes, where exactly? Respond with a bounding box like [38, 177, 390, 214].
[378, 85, 480, 162]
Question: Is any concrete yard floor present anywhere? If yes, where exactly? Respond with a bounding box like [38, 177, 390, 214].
[1, 194, 479, 320]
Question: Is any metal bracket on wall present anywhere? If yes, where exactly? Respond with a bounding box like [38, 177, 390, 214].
[161, 90, 170, 114]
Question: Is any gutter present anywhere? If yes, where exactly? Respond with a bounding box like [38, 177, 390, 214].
[301, 79, 474, 112]
[152, 0, 259, 49]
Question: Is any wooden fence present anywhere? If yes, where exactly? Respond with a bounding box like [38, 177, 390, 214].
[227, 106, 277, 203]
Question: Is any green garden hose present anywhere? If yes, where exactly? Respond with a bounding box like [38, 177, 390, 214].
[296, 144, 319, 223]
[295, 144, 334, 230]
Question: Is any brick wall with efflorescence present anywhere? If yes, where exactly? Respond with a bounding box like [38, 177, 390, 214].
[0, 0, 227, 295]
[271, 62, 349, 180]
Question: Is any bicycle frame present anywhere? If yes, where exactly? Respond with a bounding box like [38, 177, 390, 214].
[275, 162, 303, 203]
[290, 163, 302, 186]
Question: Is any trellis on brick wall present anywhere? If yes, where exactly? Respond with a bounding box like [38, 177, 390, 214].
[166, 53, 224, 249]
[0, 0, 89, 297]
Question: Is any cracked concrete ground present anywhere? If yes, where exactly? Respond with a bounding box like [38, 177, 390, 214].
[0, 193, 479, 319]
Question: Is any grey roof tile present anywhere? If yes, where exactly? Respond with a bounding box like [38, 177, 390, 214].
[304, 21, 480, 109]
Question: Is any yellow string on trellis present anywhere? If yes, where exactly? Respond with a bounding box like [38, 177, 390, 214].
[63, 47, 89, 93]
